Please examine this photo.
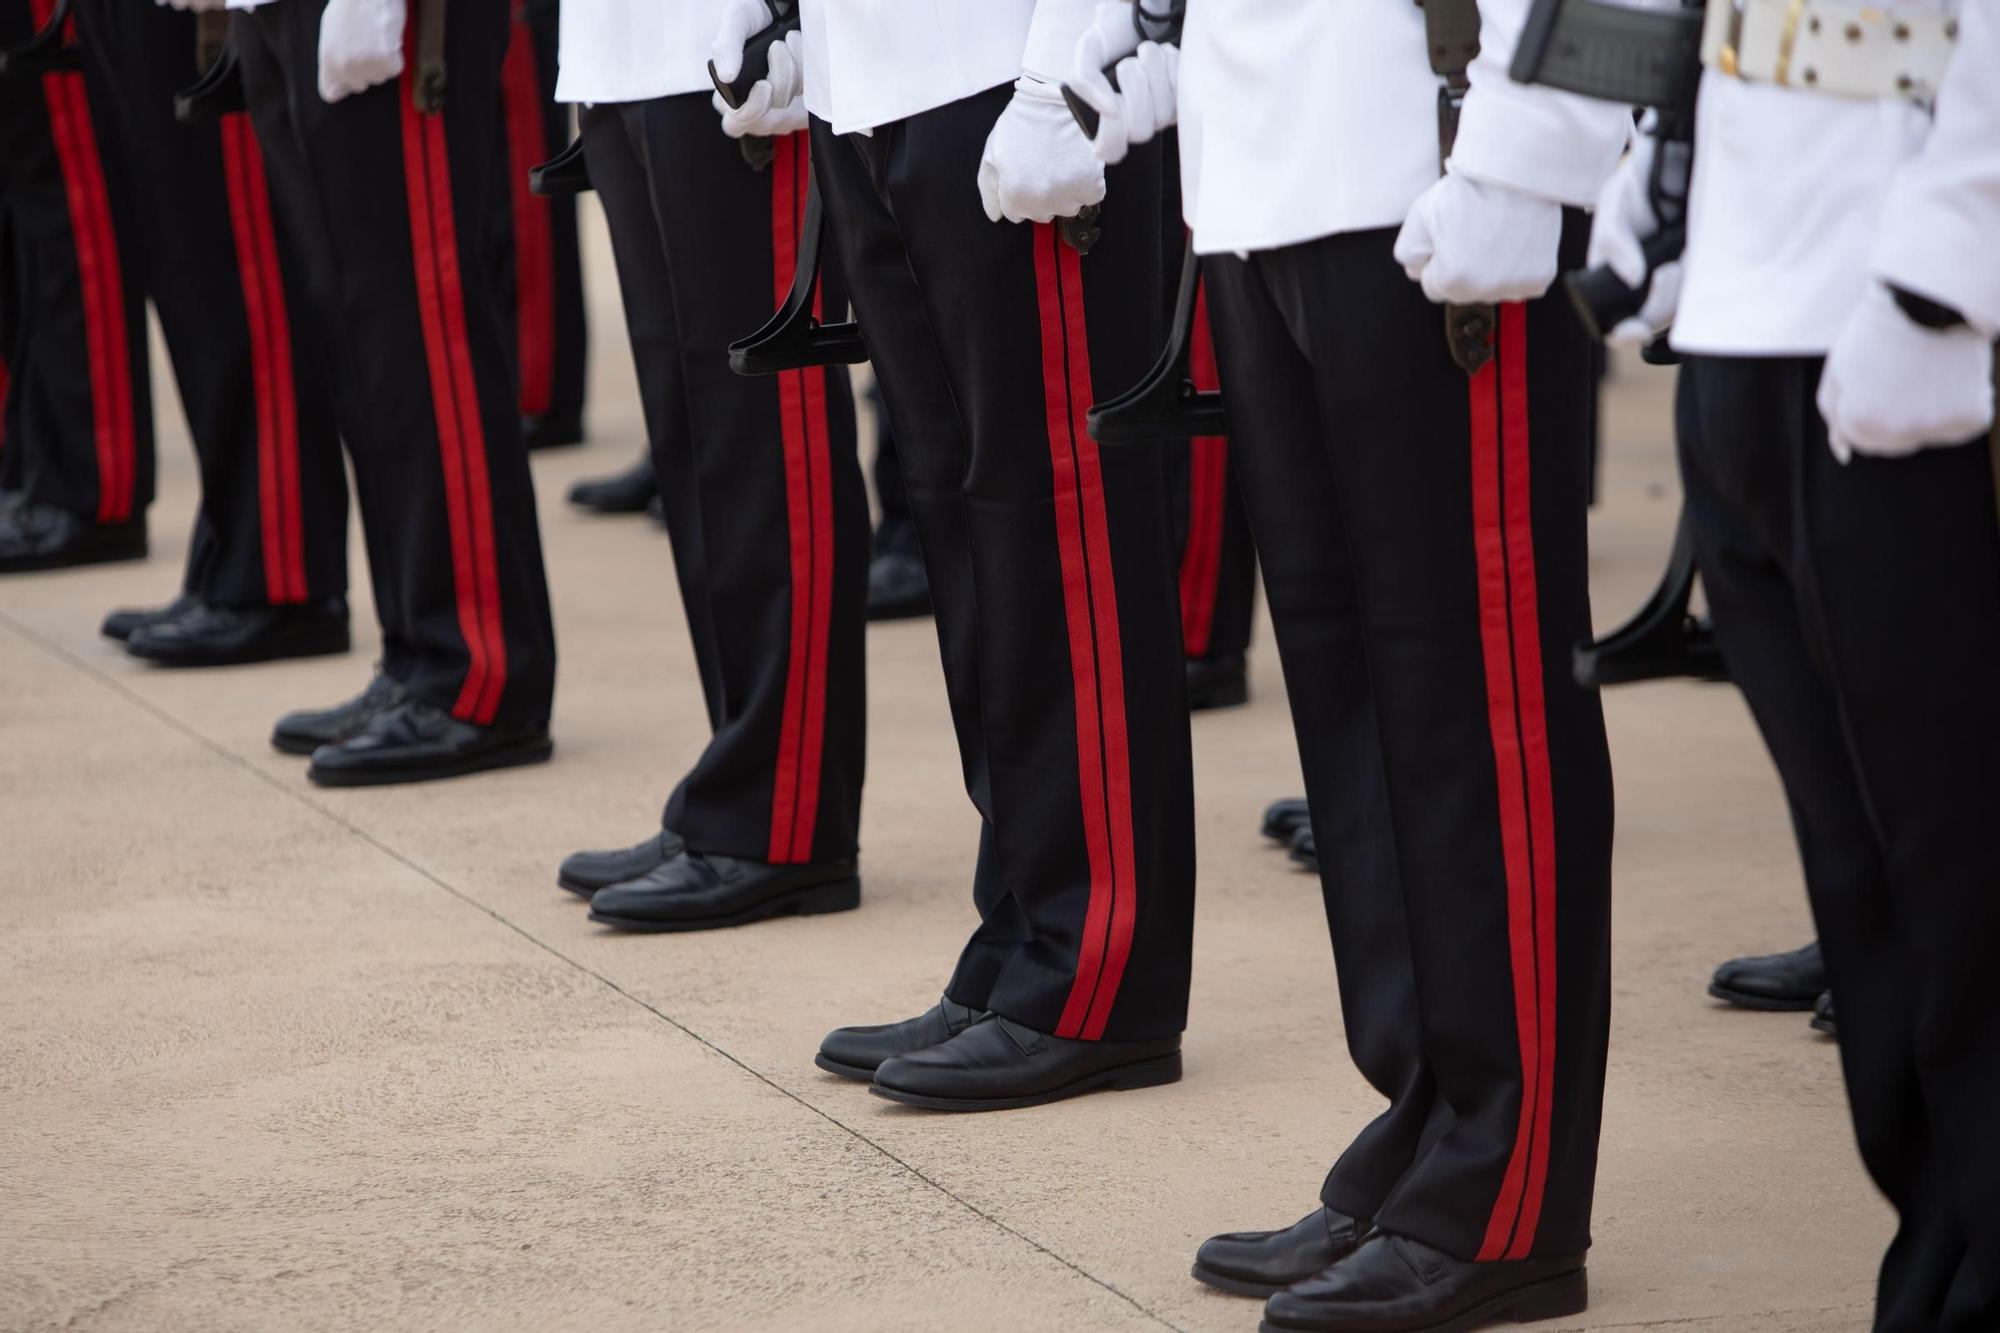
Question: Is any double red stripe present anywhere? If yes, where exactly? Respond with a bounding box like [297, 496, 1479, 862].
[500, 10, 556, 419]
[400, 61, 509, 724]
[219, 113, 308, 604]
[33, 1, 137, 524]
[1036, 226, 1139, 1042]
[1470, 304, 1561, 1262]
[767, 133, 836, 865]
[1178, 284, 1227, 658]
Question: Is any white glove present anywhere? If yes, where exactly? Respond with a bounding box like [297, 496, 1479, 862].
[1068, 4, 1177, 166]
[316, 0, 404, 105]
[157, 0, 227, 12]
[1394, 171, 1563, 306]
[1817, 283, 1997, 463]
[977, 76, 1107, 225]
[709, 0, 806, 139]
[1586, 135, 1681, 346]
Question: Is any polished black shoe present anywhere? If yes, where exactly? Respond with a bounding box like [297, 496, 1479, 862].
[1261, 1233, 1587, 1332]
[1188, 653, 1249, 711]
[1193, 1207, 1372, 1299]
[126, 597, 349, 667]
[871, 1014, 1181, 1111]
[1708, 939, 1825, 1012]
[1811, 990, 1839, 1037]
[866, 549, 931, 621]
[816, 996, 989, 1081]
[522, 412, 584, 450]
[1262, 796, 1310, 844]
[307, 698, 553, 787]
[1289, 826, 1319, 874]
[102, 590, 200, 642]
[557, 828, 687, 898]
[567, 455, 657, 513]
[272, 672, 406, 755]
[588, 852, 858, 932]
[0, 501, 145, 573]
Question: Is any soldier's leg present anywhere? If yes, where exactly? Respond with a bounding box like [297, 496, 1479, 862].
[71, 0, 350, 658]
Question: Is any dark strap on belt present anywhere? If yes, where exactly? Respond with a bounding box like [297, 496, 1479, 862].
[413, 0, 446, 114]
[1423, 0, 1482, 160]
[1509, 0, 1704, 109]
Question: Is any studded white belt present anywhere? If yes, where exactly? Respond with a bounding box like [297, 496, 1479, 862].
[1701, 0, 1960, 104]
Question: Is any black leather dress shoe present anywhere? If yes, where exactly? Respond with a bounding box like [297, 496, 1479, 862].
[102, 591, 199, 642]
[557, 828, 687, 898]
[1262, 796, 1310, 844]
[589, 852, 858, 931]
[126, 597, 349, 667]
[1811, 990, 1838, 1037]
[522, 412, 584, 450]
[1261, 1233, 1587, 1332]
[307, 698, 553, 786]
[1194, 1207, 1372, 1298]
[0, 501, 146, 573]
[816, 997, 988, 1081]
[1289, 826, 1319, 874]
[1708, 939, 1825, 1012]
[272, 672, 406, 755]
[871, 1014, 1181, 1111]
[866, 549, 931, 621]
[1187, 653, 1249, 711]
[567, 454, 657, 513]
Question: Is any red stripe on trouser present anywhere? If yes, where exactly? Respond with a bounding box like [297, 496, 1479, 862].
[766, 132, 832, 864]
[220, 114, 308, 603]
[400, 61, 508, 724]
[34, 33, 136, 524]
[1471, 304, 1559, 1262]
[1179, 284, 1227, 657]
[1036, 226, 1140, 1042]
[500, 13, 555, 419]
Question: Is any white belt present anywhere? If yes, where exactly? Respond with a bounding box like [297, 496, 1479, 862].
[1701, 0, 1960, 104]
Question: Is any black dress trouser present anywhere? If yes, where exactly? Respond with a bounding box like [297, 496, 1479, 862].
[0, 0, 152, 524]
[68, 0, 348, 608]
[1202, 221, 1614, 1263]
[235, 0, 555, 726]
[490, 0, 585, 433]
[1170, 288, 1256, 664]
[812, 89, 1196, 1042]
[581, 96, 867, 865]
[1678, 356, 2000, 1331]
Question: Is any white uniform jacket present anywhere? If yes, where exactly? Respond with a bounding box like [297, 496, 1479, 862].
[557, 0, 729, 105]
[1175, 0, 1632, 257]
[1674, 0, 1999, 353]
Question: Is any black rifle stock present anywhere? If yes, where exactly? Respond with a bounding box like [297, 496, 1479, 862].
[1087, 242, 1226, 444]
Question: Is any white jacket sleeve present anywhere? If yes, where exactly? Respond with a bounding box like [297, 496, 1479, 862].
[1445, 0, 1635, 206]
[1022, 0, 1100, 81]
[1871, 1, 2000, 335]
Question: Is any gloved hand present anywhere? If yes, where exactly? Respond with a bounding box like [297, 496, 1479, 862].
[1586, 135, 1681, 346]
[1067, 3, 1177, 165]
[709, 0, 806, 139]
[1818, 283, 1997, 462]
[977, 75, 1107, 225]
[317, 0, 405, 105]
[156, 0, 227, 12]
[1394, 171, 1563, 305]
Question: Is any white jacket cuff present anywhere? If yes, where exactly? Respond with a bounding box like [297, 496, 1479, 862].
[1021, 0, 1101, 84]
[1448, 77, 1633, 207]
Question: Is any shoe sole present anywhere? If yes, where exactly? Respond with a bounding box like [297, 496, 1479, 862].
[866, 600, 933, 623]
[1259, 1267, 1586, 1333]
[1261, 819, 1307, 844]
[271, 733, 324, 757]
[556, 875, 599, 900]
[1707, 982, 1820, 1013]
[308, 735, 554, 787]
[868, 1050, 1182, 1112]
[1811, 1016, 1839, 1037]
[814, 1053, 878, 1082]
[127, 627, 351, 668]
[588, 877, 860, 933]
[1190, 1263, 1288, 1299]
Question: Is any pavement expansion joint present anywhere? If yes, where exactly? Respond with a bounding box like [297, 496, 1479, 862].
[0, 605, 1187, 1333]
